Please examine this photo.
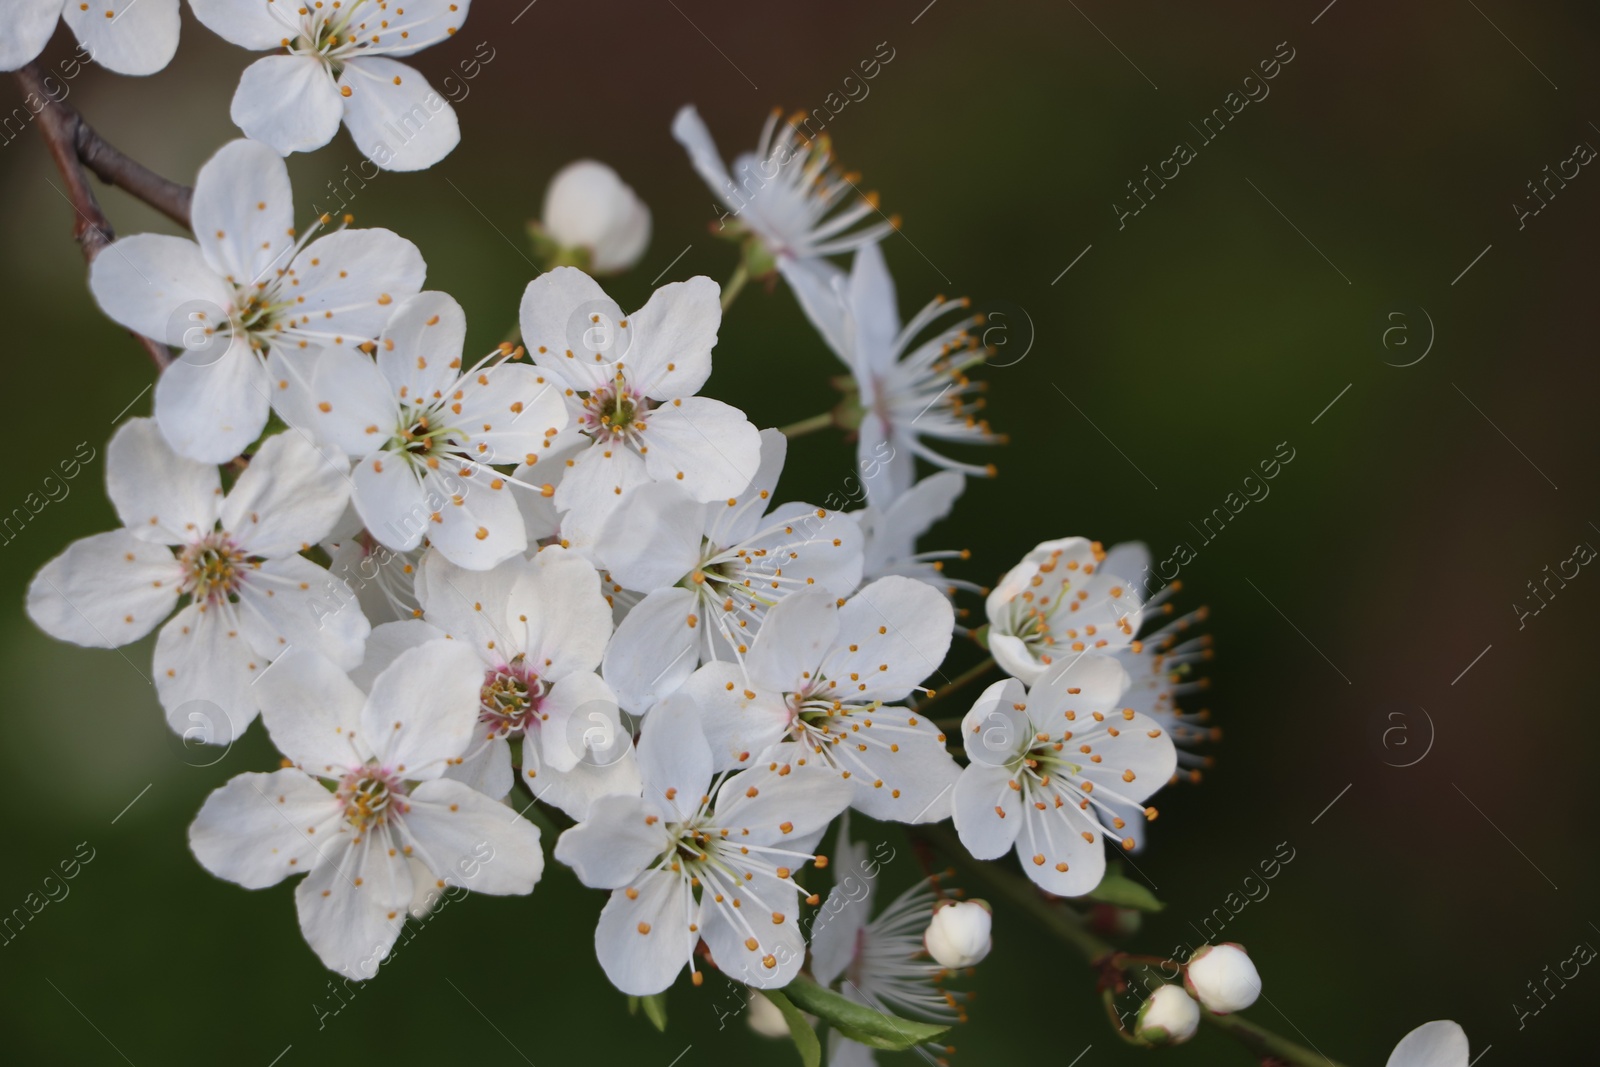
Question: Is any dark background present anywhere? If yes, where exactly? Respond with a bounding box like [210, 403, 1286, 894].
[1, 1, 1596, 1063]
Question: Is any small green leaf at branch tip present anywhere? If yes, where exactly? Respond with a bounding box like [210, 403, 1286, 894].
[1082, 867, 1166, 912]
[640, 991, 669, 1032]
[782, 974, 950, 1051]
[761, 990, 821, 1067]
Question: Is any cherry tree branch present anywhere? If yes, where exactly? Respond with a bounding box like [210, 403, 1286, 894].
[15, 62, 195, 369]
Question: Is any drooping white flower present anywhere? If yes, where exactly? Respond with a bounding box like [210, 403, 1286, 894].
[540, 160, 652, 274]
[189, 640, 544, 978]
[26, 418, 366, 744]
[188, 0, 471, 171]
[951, 654, 1176, 897]
[923, 899, 991, 969]
[986, 537, 1150, 686]
[1136, 984, 1199, 1045]
[677, 577, 957, 823]
[1, 0, 179, 76]
[671, 105, 895, 284]
[555, 696, 851, 995]
[516, 267, 761, 551]
[810, 817, 964, 1067]
[89, 138, 425, 462]
[414, 545, 640, 820]
[855, 469, 977, 597]
[785, 242, 998, 507]
[1184, 942, 1260, 1014]
[1387, 1021, 1469, 1067]
[307, 291, 567, 570]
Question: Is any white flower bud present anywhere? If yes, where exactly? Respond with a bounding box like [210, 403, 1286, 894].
[746, 991, 792, 1039]
[1136, 984, 1200, 1045]
[1184, 942, 1261, 1014]
[541, 160, 651, 273]
[923, 899, 993, 968]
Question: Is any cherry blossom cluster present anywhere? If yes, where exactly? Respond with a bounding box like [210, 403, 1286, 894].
[15, 10, 1459, 1063]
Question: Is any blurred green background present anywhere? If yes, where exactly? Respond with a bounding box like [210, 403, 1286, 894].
[2, 1, 1597, 1062]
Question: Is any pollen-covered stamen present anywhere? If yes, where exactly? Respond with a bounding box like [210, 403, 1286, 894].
[747, 109, 898, 258]
[337, 765, 408, 830]
[480, 660, 549, 739]
[387, 407, 457, 463]
[871, 296, 1001, 477]
[1000, 545, 1140, 666]
[179, 534, 251, 605]
[578, 376, 652, 445]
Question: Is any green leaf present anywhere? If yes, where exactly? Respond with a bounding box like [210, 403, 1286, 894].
[1083, 866, 1166, 912]
[761, 990, 821, 1067]
[640, 992, 669, 1032]
[782, 975, 949, 1051]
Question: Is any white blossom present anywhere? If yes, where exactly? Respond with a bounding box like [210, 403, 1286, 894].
[89, 138, 425, 462]
[1, 0, 178, 76]
[189, 0, 471, 170]
[26, 418, 366, 743]
[541, 160, 652, 274]
[923, 899, 991, 969]
[189, 640, 543, 978]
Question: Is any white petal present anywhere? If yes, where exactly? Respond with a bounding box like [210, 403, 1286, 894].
[635, 692, 714, 822]
[510, 546, 613, 677]
[187, 0, 283, 48]
[809, 818, 871, 986]
[1016, 798, 1106, 897]
[401, 779, 543, 895]
[231, 55, 343, 156]
[63, 0, 178, 76]
[1386, 1021, 1470, 1067]
[625, 276, 720, 397]
[536, 670, 624, 774]
[640, 396, 760, 502]
[338, 57, 459, 172]
[419, 464, 526, 571]
[105, 417, 221, 543]
[700, 877, 806, 989]
[833, 705, 960, 824]
[89, 233, 228, 344]
[676, 662, 787, 771]
[549, 441, 649, 547]
[307, 347, 397, 457]
[595, 868, 696, 996]
[294, 831, 411, 980]
[594, 481, 704, 592]
[554, 794, 669, 890]
[670, 105, 735, 210]
[290, 228, 427, 345]
[154, 333, 271, 464]
[349, 619, 442, 693]
[364, 638, 482, 778]
[416, 550, 528, 659]
[350, 451, 429, 552]
[1031, 653, 1131, 719]
[374, 291, 466, 402]
[0, 0, 62, 73]
[950, 761, 1021, 861]
[521, 267, 629, 394]
[847, 242, 901, 374]
[704, 428, 787, 547]
[600, 587, 700, 715]
[521, 733, 643, 822]
[751, 500, 865, 599]
[237, 555, 371, 671]
[443, 732, 514, 801]
[959, 677, 1031, 767]
[869, 470, 965, 576]
[223, 430, 352, 557]
[713, 747, 853, 844]
[744, 589, 837, 694]
[191, 139, 294, 283]
[352, 0, 473, 59]
[778, 255, 851, 365]
[189, 769, 344, 889]
[822, 576, 953, 702]
[858, 416, 913, 510]
[453, 362, 567, 466]
[153, 602, 265, 745]
[256, 646, 369, 772]
[26, 530, 180, 648]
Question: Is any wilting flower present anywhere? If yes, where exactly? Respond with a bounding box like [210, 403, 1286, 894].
[1, 0, 178, 76]
[190, 640, 544, 978]
[538, 160, 652, 274]
[952, 654, 1176, 896]
[307, 291, 567, 570]
[26, 419, 365, 743]
[517, 267, 761, 550]
[986, 537, 1149, 686]
[596, 430, 861, 712]
[678, 577, 957, 822]
[89, 138, 425, 462]
[555, 697, 851, 994]
[189, 0, 471, 170]
[786, 243, 999, 507]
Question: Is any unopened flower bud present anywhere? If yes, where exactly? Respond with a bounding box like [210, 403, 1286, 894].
[923, 899, 992, 968]
[1136, 984, 1200, 1045]
[540, 160, 651, 273]
[1184, 942, 1261, 1014]
[746, 991, 792, 1039]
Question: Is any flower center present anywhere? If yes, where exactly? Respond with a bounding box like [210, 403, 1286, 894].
[387, 407, 456, 463]
[480, 662, 547, 737]
[180, 535, 249, 605]
[337, 766, 406, 830]
[579, 382, 650, 443]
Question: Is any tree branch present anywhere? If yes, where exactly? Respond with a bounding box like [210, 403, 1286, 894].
[15, 62, 195, 370]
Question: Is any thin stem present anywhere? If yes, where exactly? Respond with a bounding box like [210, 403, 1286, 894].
[720, 262, 749, 311]
[777, 411, 835, 437]
[908, 823, 1349, 1067]
[16, 62, 193, 370]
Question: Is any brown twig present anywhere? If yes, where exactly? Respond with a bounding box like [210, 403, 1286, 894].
[16, 62, 195, 369]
